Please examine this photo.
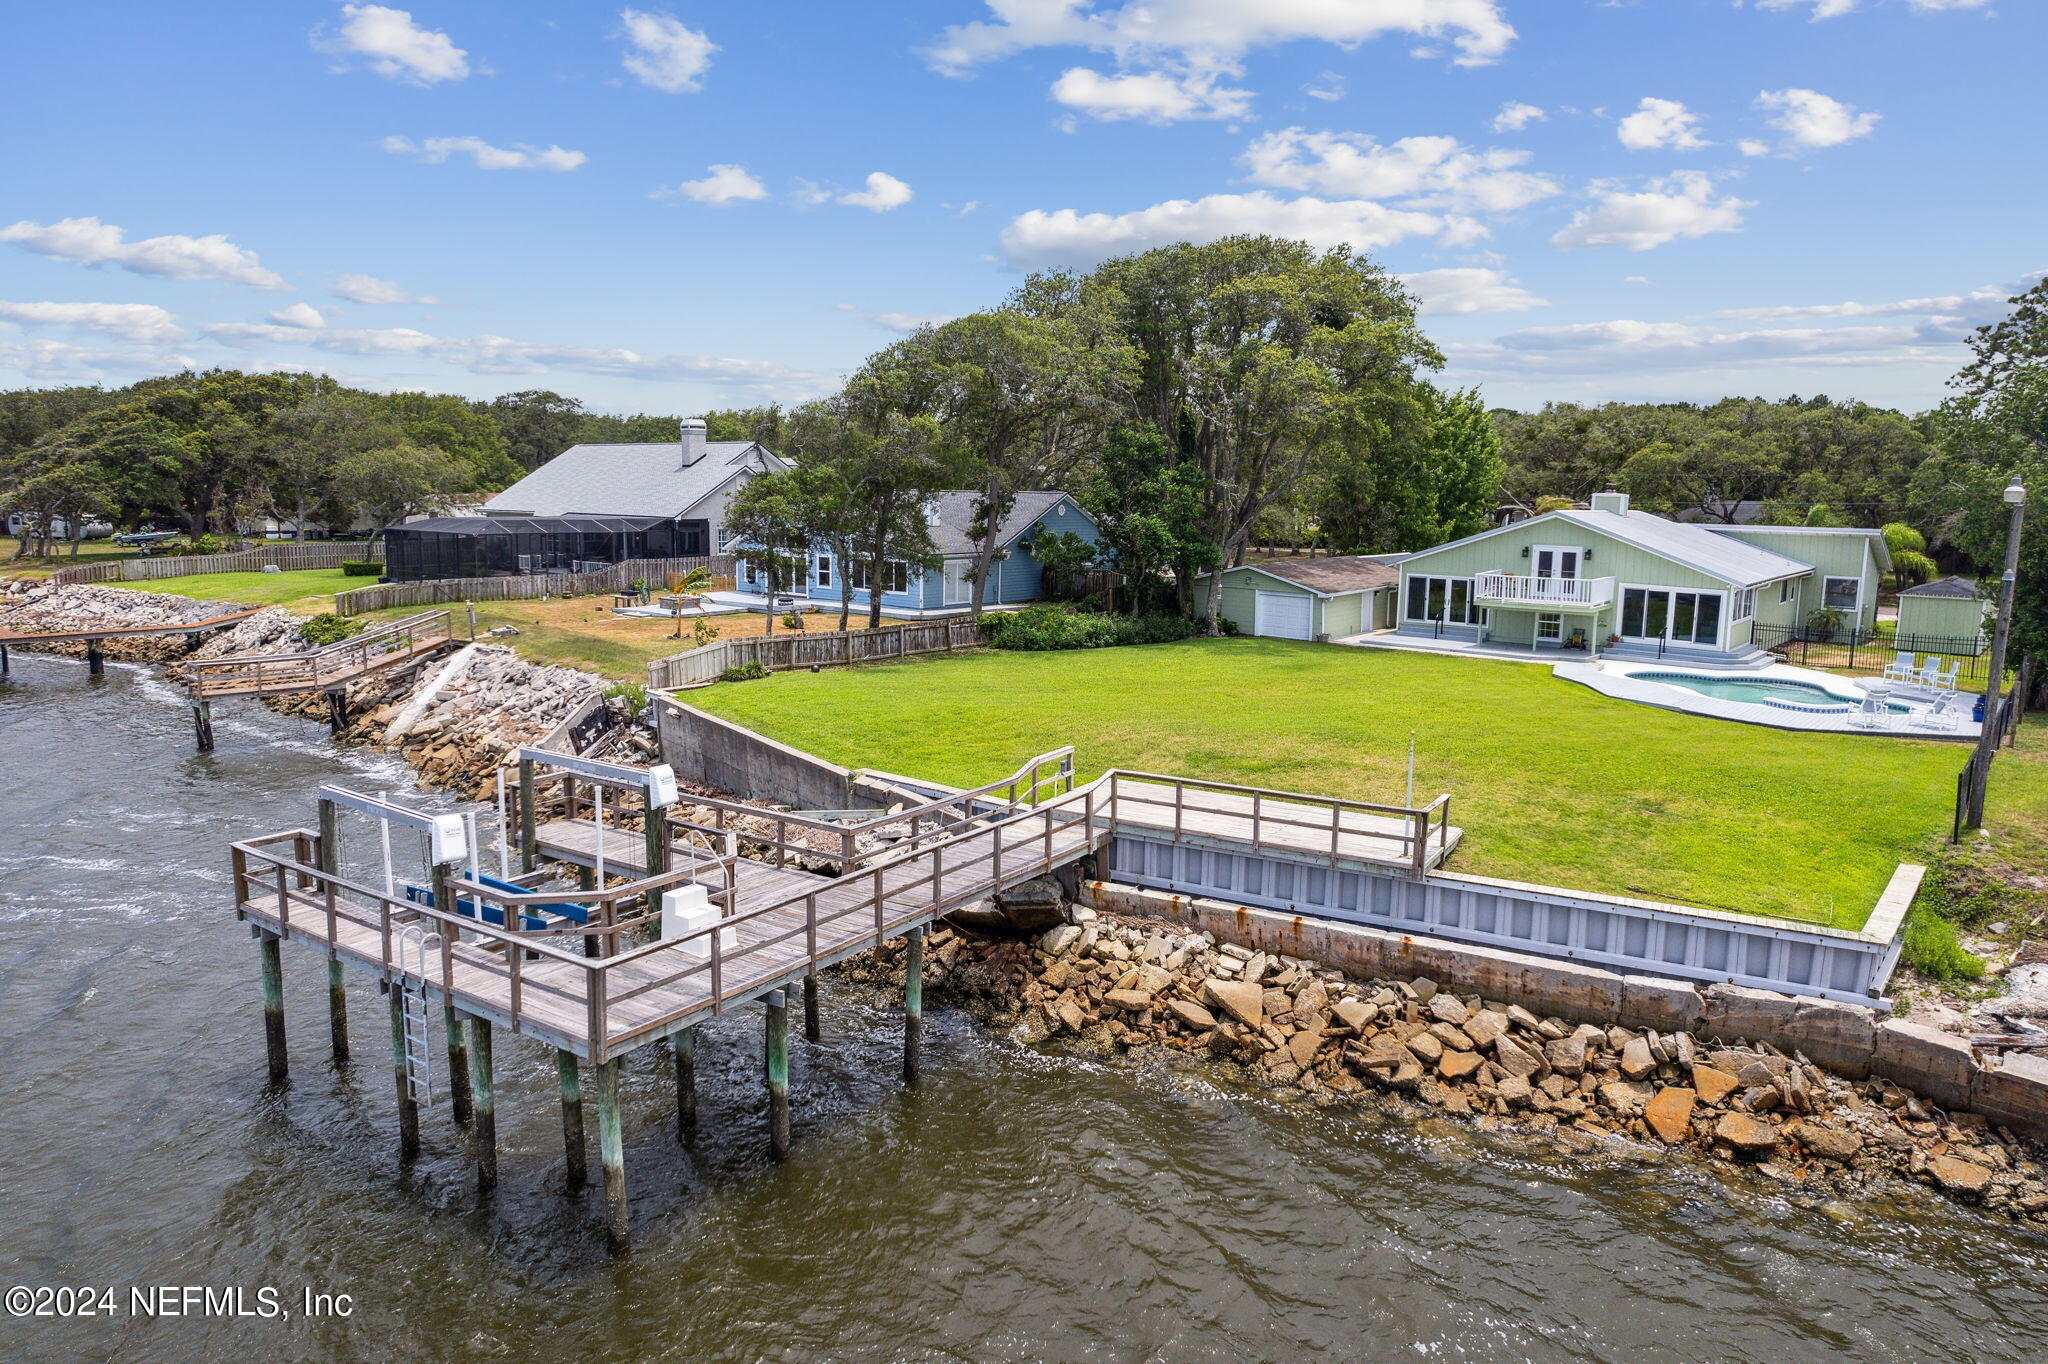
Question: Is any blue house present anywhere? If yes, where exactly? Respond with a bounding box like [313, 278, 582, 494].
[737, 490, 1104, 617]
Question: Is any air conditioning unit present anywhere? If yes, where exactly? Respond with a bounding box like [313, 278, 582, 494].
[661, 883, 737, 959]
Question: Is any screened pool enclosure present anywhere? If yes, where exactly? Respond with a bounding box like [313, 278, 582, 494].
[381, 514, 696, 582]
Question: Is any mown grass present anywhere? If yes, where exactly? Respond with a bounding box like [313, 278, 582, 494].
[689, 637, 2048, 928]
[108, 567, 358, 610]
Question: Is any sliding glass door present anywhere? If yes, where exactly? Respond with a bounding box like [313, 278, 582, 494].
[1620, 586, 1723, 646]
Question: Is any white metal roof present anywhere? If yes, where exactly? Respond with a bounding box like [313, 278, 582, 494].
[1547, 508, 1814, 585]
[482, 441, 787, 519]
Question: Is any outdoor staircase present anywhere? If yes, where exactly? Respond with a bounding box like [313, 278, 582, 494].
[1599, 640, 1777, 671]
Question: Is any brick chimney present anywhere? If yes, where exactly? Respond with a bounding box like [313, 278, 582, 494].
[679, 417, 708, 467]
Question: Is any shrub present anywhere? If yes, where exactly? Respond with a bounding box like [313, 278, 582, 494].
[982, 604, 1200, 652]
[604, 680, 649, 720]
[1900, 906, 1984, 984]
[298, 613, 367, 647]
[719, 661, 769, 683]
[341, 561, 383, 576]
[781, 612, 805, 630]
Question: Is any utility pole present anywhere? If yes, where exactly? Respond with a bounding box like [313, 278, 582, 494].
[1967, 475, 2028, 828]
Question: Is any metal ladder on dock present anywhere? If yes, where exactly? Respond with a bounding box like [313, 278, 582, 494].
[395, 926, 435, 1104]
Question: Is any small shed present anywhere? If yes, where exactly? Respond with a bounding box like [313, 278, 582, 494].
[1896, 576, 1989, 654]
[1198, 556, 1402, 640]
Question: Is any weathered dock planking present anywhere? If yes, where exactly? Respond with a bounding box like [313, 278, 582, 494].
[0, 605, 268, 678]
[183, 610, 456, 750]
[227, 750, 1461, 1251]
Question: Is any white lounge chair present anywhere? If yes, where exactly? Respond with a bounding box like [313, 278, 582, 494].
[1908, 694, 1963, 733]
[1882, 652, 1920, 684]
[1848, 694, 1894, 731]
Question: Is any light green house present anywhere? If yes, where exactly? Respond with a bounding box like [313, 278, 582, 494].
[1896, 576, 1990, 654]
[1196, 556, 1401, 639]
[1388, 491, 1891, 665]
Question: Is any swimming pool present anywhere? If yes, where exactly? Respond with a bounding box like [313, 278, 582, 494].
[1633, 671, 1907, 713]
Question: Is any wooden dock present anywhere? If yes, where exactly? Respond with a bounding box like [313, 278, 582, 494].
[186, 610, 454, 700]
[0, 605, 268, 678]
[226, 752, 1461, 1250]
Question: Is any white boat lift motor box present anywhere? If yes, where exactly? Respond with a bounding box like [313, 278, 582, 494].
[661, 883, 737, 959]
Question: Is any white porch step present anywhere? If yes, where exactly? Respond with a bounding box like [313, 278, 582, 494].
[1599, 641, 1776, 671]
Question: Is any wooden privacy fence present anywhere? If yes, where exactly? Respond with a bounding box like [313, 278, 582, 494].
[646, 617, 984, 689]
[334, 555, 735, 615]
[50, 541, 383, 585]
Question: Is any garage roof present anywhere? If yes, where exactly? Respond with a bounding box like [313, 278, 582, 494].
[1237, 556, 1400, 596]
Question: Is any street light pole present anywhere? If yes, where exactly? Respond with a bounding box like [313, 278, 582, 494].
[1967, 475, 2028, 828]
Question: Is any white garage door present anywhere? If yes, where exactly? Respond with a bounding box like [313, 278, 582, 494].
[1253, 590, 1313, 640]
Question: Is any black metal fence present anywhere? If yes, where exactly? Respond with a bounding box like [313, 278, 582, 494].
[1754, 622, 1993, 683]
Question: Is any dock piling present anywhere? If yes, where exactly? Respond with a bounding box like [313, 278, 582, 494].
[324, 689, 348, 736]
[85, 639, 103, 676]
[467, 1017, 496, 1193]
[595, 1059, 629, 1252]
[316, 799, 349, 1064]
[388, 990, 420, 1161]
[257, 929, 287, 1085]
[516, 757, 538, 874]
[766, 990, 790, 1162]
[1, 642, 10, 676]
[674, 1026, 697, 1142]
[803, 974, 821, 1042]
[191, 700, 214, 753]
[444, 1006, 473, 1126]
[557, 1050, 587, 1191]
[903, 926, 924, 1084]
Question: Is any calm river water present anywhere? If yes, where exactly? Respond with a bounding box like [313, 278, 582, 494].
[2, 651, 2043, 1363]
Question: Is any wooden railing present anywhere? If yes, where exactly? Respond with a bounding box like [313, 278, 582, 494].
[646, 617, 984, 689]
[50, 541, 381, 585]
[232, 784, 1103, 1061]
[333, 556, 735, 616]
[650, 748, 1077, 872]
[186, 610, 453, 698]
[1473, 572, 1616, 607]
[1093, 769, 1452, 879]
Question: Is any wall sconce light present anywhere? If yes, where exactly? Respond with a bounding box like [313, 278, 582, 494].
[1521, 545, 1530, 558]
[1584, 548, 1594, 561]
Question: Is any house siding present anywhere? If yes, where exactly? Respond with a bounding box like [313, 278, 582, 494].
[1322, 592, 1365, 639]
[1897, 592, 1988, 648]
[1397, 517, 1730, 592]
[1209, 567, 1317, 636]
[1711, 528, 1882, 635]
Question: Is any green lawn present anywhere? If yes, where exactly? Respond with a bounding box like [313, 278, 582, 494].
[687, 638, 2037, 928]
[108, 567, 358, 610]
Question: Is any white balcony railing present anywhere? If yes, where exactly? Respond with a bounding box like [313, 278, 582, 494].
[1473, 571, 1615, 607]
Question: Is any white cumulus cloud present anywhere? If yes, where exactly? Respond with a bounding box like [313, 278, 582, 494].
[317, 4, 472, 84]
[331, 273, 441, 305]
[926, 0, 1517, 74]
[1242, 128, 1559, 213]
[1000, 191, 1460, 269]
[618, 9, 716, 93]
[1756, 88, 1880, 149]
[1616, 97, 1710, 152]
[0, 300, 186, 343]
[1757, 0, 1988, 17]
[0, 217, 286, 289]
[1050, 65, 1252, 123]
[1397, 268, 1548, 317]
[1550, 172, 1750, 252]
[267, 303, 328, 329]
[0, 339, 198, 383]
[658, 163, 769, 205]
[1491, 101, 1545, 133]
[1305, 71, 1346, 102]
[870, 311, 955, 333]
[381, 136, 586, 172]
[201, 314, 817, 392]
[837, 172, 914, 212]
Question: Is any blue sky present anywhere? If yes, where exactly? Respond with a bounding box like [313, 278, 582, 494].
[2, 0, 2039, 415]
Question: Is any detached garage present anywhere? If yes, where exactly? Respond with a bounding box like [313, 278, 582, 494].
[1197, 556, 1403, 641]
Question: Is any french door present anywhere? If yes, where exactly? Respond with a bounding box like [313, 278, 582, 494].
[1533, 547, 1581, 581]
[1619, 587, 1723, 647]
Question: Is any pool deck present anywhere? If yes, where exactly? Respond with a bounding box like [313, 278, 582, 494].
[1556, 659, 1982, 738]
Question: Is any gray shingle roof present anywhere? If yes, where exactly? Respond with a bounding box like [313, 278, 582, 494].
[1228, 556, 1400, 595]
[1901, 574, 1984, 599]
[1554, 508, 1812, 585]
[925, 490, 1091, 556]
[482, 442, 785, 519]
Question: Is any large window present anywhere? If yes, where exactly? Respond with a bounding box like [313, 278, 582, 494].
[1404, 574, 1482, 625]
[1823, 576, 1860, 613]
[850, 559, 911, 595]
[1620, 586, 1722, 646]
